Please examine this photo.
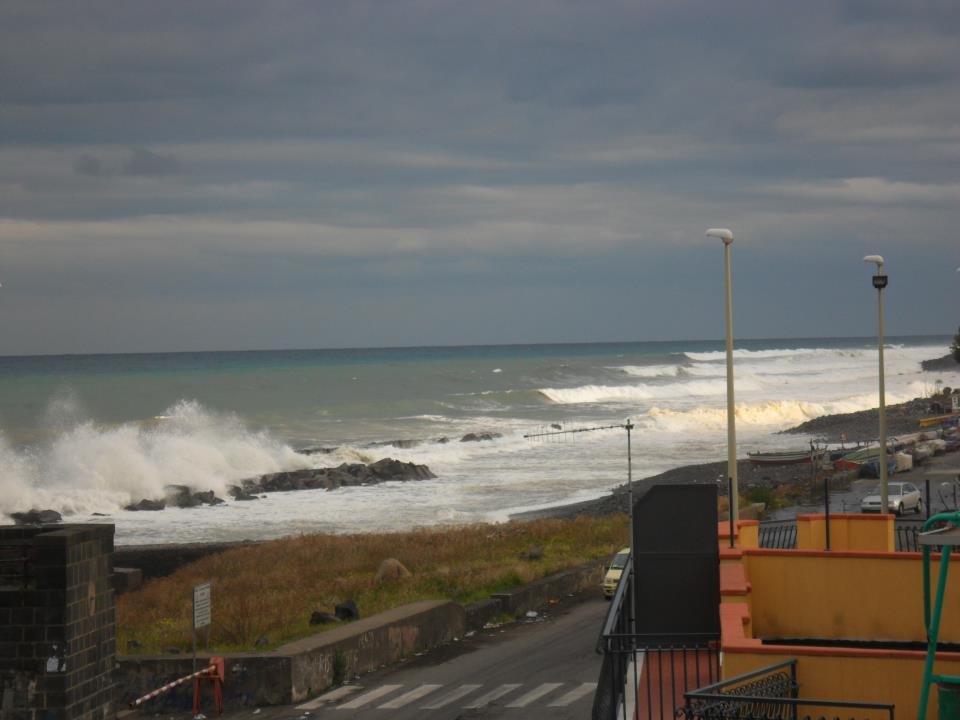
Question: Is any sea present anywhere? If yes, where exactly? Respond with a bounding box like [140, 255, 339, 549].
[0, 337, 956, 546]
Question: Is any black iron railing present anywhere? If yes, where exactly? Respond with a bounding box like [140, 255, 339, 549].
[594, 557, 720, 720]
[679, 660, 894, 720]
[758, 521, 797, 549]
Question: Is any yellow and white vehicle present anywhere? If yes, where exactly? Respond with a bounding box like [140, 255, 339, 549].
[602, 547, 630, 599]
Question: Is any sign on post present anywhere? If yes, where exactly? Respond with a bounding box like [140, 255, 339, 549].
[192, 582, 212, 672]
[193, 582, 212, 629]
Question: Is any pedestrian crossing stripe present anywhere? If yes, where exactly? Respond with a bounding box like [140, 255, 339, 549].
[296, 685, 361, 709]
[295, 681, 598, 710]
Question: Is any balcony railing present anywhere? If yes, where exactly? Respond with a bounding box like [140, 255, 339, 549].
[594, 556, 720, 720]
[678, 660, 894, 720]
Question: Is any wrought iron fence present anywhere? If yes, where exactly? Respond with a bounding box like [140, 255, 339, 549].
[679, 659, 894, 720]
[594, 557, 721, 720]
[895, 520, 960, 553]
[758, 521, 797, 549]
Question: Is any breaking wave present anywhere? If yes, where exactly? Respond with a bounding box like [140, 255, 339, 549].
[0, 399, 310, 518]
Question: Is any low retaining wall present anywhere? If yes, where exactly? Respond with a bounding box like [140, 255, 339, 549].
[114, 542, 257, 581]
[118, 559, 606, 710]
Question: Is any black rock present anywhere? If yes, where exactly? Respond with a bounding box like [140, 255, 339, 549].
[165, 485, 202, 508]
[309, 611, 339, 626]
[335, 600, 359, 621]
[254, 634, 270, 648]
[460, 432, 502, 443]
[126, 639, 142, 651]
[11, 509, 63, 525]
[163, 646, 181, 655]
[125, 499, 166, 512]
[230, 487, 259, 501]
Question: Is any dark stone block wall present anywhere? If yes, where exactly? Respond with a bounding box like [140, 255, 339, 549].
[0, 525, 115, 720]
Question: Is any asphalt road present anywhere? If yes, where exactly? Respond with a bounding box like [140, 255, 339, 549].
[207, 593, 607, 720]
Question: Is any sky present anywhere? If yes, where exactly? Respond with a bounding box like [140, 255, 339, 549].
[1, 0, 959, 355]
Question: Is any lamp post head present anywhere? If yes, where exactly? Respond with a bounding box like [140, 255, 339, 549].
[706, 228, 734, 245]
[864, 255, 888, 289]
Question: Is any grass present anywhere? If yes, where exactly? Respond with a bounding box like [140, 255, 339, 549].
[118, 515, 629, 654]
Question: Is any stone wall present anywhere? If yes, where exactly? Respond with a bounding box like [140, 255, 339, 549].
[0, 525, 115, 720]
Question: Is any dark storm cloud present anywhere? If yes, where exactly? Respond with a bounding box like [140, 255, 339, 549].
[0, 0, 958, 353]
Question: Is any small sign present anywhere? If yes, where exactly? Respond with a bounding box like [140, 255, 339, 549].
[193, 582, 212, 629]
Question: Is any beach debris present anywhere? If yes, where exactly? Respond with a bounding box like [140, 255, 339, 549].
[335, 600, 360, 621]
[374, 558, 412, 584]
[308, 611, 339, 626]
[520, 546, 544, 561]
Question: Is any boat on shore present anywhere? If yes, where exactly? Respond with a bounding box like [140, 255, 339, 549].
[748, 449, 826, 467]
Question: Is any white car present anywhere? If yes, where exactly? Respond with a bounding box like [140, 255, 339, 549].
[860, 482, 922, 515]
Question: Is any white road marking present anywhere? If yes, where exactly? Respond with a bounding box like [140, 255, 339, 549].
[336, 684, 402, 709]
[296, 685, 361, 709]
[462, 683, 522, 709]
[421, 684, 482, 709]
[378, 684, 442, 709]
[505, 682, 563, 708]
[548, 682, 597, 707]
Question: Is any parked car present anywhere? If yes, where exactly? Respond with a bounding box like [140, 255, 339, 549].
[860, 482, 923, 515]
[602, 547, 630, 599]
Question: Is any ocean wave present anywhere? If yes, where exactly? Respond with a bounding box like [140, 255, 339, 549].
[615, 364, 683, 378]
[0, 399, 310, 518]
[640, 384, 927, 432]
[538, 378, 762, 405]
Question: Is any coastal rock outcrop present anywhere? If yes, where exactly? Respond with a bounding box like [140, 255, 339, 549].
[11, 509, 63, 525]
[234, 458, 435, 495]
[460, 432, 502, 442]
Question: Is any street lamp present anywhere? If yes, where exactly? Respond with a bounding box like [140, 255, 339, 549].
[706, 228, 738, 526]
[864, 255, 889, 515]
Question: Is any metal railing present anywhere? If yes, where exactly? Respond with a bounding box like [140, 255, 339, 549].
[679, 660, 895, 720]
[594, 556, 720, 720]
[758, 521, 797, 549]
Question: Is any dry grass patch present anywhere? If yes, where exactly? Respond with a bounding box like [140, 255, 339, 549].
[119, 515, 628, 654]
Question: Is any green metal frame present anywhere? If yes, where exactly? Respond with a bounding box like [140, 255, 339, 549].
[918, 511, 960, 720]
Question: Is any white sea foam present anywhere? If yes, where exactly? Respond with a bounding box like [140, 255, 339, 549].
[0, 399, 310, 519]
[616, 364, 682, 378]
[538, 377, 762, 404]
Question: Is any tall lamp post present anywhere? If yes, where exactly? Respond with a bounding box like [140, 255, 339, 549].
[864, 255, 889, 515]
[707, 228, 738, 526]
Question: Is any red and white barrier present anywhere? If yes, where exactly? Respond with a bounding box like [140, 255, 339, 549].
[129, 657, 224, 716]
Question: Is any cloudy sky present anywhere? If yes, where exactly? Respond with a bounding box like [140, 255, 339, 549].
[1, 1, 958, 355]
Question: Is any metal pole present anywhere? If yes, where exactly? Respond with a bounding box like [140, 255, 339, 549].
[728, 476, 735, 549]
[192, 593, 197, 674]
[724, 240, 738, 525]
[823, 469, 831, 551]
[877, 285, 888, 516]
[623, 418, 637, 632]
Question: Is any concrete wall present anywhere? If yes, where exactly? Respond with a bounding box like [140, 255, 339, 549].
[113, 543, 255, 582]
[0, 525, 116, 720]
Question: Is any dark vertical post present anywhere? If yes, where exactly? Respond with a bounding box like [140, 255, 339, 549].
[728, 476, 735, 548]
[926, 477, 931, 519]
[823, 472, 831, 551]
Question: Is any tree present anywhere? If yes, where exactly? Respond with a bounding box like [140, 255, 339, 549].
[953, 327, 960, 363]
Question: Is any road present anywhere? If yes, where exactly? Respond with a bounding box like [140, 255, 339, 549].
[213, 593, 607, 720]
